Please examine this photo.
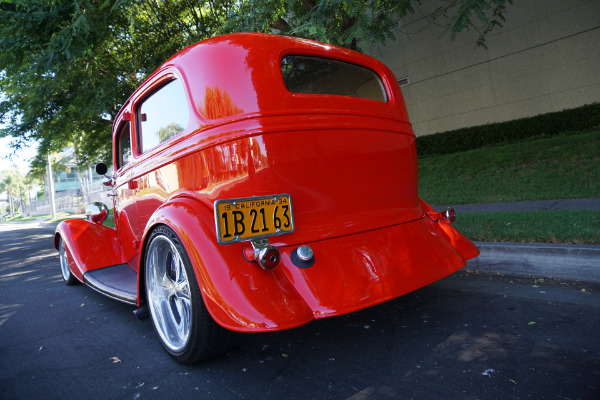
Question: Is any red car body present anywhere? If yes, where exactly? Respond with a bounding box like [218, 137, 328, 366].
[55, 33, 478, 361]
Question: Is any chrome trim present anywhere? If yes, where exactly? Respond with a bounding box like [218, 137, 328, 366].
[250, 239, 281, 270]
[296, 245, 314, 262]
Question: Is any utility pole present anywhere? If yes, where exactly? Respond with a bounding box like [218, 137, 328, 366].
[47, 153, 56, 220]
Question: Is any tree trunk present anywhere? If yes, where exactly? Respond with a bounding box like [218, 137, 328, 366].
[8, 191, 14, 218]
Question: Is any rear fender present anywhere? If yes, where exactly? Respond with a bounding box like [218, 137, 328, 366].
[141, 196, 314, 332]
[55, 219, 126, 282]
[418, 197, 480, 260]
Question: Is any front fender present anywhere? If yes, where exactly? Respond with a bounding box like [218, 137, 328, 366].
[142, 196, 315, 332]
[55, 219, 126, 281]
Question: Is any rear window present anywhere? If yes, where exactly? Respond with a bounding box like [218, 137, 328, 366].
[281, 55, 387, 102]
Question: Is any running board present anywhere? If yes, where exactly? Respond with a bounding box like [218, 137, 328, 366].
[83, 264, 137, 305]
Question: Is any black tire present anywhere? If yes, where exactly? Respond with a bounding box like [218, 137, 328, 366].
[58, 236, 78, 286]
[144, 225, 233, 364]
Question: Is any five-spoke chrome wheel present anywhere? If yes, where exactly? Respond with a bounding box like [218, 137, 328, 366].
[145, 233, 192, 353]
[144, 225, 232, 364]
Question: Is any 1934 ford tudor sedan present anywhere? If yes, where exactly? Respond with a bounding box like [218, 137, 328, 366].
[54, 33, 479, 364]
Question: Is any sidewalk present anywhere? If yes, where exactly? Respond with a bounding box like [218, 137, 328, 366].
[434, 198, 600, 213]
[433, 198, 600, 284]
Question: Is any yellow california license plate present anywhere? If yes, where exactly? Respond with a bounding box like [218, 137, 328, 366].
[214, 194, 295, 244]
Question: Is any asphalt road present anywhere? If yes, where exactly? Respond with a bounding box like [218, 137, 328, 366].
[1, 222, 599, 400]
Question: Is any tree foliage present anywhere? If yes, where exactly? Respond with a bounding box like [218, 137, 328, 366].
[0, 0, 514, 175]
[0, 165, 25, 217]
[433, 0, 515, 48]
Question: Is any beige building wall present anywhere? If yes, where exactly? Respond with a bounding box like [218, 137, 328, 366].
[367, 0, 600, 136]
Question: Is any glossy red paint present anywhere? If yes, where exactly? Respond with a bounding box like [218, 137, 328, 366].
[55, 33, 479, 333]
[55, 219, 125, 282]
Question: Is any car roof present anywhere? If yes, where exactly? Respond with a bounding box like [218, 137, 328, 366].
[115, 33, 408, 128]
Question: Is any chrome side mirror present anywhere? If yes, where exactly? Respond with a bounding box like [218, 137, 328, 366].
[86, 202, 109, 224]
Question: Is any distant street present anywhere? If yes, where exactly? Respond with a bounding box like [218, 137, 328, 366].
[1, 222, 599, 400]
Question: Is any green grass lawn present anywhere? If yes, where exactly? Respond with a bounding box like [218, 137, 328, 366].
[50, 210, 116, 227]
[454, 210, 599, 245]
[419, 130, 600, 244]
[418, 130, 600, 204]
[4, 210, 115, 227]
[5, 212, 75, 223]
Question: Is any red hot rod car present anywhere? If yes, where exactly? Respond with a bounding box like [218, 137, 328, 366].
[55, 33, 479, 364]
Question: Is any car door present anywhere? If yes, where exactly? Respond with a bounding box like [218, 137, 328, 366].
[112, 118, 142, 268]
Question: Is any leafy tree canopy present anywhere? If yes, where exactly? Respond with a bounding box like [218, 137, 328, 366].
[0, 165, 25, 217]
[0, 0, 514, 177]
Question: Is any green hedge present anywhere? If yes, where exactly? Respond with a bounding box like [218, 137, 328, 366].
[416, 103, 600, 157]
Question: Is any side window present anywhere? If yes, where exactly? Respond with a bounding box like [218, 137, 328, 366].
[117, 122, 131, 169]
[138, 79, 189, 153]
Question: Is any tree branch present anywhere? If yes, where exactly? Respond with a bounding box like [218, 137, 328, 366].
[272, 17, 291, 33]
[300, 0, 317, 10]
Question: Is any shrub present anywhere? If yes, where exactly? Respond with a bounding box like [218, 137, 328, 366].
[416, 103, 600, 157]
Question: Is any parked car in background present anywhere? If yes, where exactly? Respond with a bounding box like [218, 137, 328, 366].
[55, 33, 479, 364]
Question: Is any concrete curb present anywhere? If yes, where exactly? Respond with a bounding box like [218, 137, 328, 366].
[467, 241, 600, 284]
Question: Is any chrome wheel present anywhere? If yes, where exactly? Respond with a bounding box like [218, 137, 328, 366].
[59, 237, 77, 285]
[145, 225, 234, 364]
[146, 234, 192, 354]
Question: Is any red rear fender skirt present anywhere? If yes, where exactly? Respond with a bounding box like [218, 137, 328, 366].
[278, 216, 476, 319]
[55, 219, 126, 280]
[146, 196, 478, 332]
